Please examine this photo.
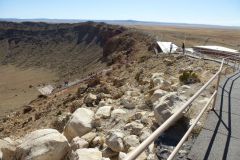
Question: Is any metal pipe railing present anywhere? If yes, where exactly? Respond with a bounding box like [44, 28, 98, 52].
[124, 58, 227, 160]
[167, 90, 217, 160]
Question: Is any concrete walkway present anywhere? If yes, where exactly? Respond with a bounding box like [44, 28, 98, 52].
[188, 71, 240, 160]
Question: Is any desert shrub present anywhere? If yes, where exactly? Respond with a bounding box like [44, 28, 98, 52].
[179, 71, 200, 84]
[87, 75, 101, 88]
[76, 84, 88, 97]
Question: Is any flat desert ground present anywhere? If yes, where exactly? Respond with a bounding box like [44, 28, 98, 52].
[0, 65, 57, 118]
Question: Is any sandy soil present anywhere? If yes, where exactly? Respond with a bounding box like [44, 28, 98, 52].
[0, 65, 57, 118]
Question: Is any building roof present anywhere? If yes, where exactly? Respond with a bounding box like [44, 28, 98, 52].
[194, 45, 239, 54]
[157, 41, 178, 53]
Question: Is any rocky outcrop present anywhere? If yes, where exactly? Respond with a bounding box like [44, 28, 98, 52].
[15, 129, 69, 160]
[64, 108, 94, 141]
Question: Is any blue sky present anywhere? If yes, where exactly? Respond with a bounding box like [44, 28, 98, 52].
[0, 0, 239, 26]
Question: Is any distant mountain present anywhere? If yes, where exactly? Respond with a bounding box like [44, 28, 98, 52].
[1, 18, 240, 29]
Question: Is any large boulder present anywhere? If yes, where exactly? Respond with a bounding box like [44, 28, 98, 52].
[70, 148, 102, 160]
[0, 138, 16, 160]
[64, 108, 94, 141]
[154, 92, 185, 125]
[106, 130, 125, 152]
[95, 106, 113, 119]
[15, 129, 69, 160]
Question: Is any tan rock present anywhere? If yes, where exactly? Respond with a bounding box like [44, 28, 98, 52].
[71, 148, 102, 160]
[15, 129, 69, 160]
[70, 137, 89, 151]
[124, 121, 144, 135]
[106, 130, 125, 152]
[0, 138, 16, 160]
[95, 106, 113, 119]
[64, 108, 94, 141]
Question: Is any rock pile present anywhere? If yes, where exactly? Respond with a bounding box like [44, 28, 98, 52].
[0, 71, 195, 160]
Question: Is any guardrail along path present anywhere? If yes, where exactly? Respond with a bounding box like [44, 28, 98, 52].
[188, 71, 240, 160]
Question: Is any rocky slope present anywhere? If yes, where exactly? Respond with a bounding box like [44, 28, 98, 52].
[0, 52, 221, 159]
[0, 21, 229, 160]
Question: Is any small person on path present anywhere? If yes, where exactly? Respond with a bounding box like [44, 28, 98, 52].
[182, 42, 185, 54]
[170, 43, 173, 54]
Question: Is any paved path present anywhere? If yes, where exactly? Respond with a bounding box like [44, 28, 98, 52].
[188, 71, 240, 160]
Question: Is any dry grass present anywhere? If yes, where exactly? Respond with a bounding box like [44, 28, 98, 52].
[130, 25, 240, 49]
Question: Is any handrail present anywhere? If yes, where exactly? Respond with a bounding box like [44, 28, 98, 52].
[124, 57, 236, 160]
[167, 90, 217, 160]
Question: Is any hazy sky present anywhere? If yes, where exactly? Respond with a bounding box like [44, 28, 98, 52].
[0, 0, 239, 26]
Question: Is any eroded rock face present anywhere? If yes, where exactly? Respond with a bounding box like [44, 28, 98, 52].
[70, 148, 102, 160]
[106, 130, 125, 152]
[64, 108, 94, 141]
[15, 129, 69, 160]
[0, 138, 16, 160]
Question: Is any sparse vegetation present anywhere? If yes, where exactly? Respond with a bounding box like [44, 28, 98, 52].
[179, 71, 200, 84]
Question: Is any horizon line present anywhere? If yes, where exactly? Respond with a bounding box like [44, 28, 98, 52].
[1, 18, 240, 28]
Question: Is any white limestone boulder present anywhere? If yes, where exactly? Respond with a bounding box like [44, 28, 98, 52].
[154, 92, 185, 125]
[64, 108, 94, 141]
[70, 148, 102, 160]
[95, 106, 113, 119]
[0, 138, 16, 160]
[15, 129, 69, 160]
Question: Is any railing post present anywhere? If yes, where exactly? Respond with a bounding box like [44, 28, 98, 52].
[234, 60, 237, 72]
[211, 74, 220, 110]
